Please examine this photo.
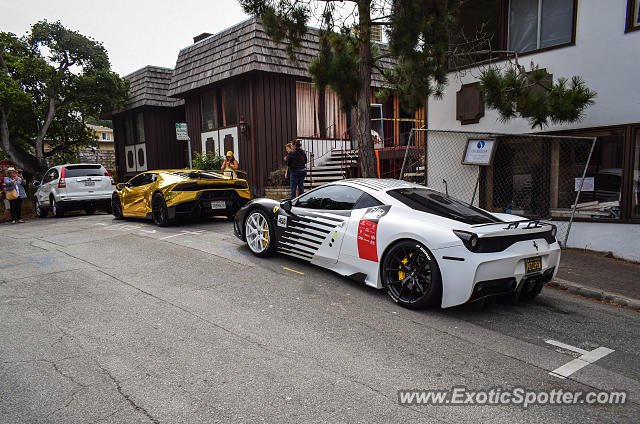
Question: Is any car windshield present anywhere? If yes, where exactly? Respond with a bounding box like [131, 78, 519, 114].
[172, 171, 228, 180]
[64, 165, 106, 177]
[387, 188, 502, 225]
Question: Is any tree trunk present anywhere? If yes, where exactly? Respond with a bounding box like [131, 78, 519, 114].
[356, 0, 376, 178]
[34, 87, 56, 170]
[0, 107, 41, 175]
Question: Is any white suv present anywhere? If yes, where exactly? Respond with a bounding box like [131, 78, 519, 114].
[34, 164, 115, 218]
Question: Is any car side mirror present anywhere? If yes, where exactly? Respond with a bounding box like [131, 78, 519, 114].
[116, 183, 126, 190]
[281, 199, 292, 212]
[32, 180, 40, 187]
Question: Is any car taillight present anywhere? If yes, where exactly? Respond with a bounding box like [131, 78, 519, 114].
[58, 167, 66, 188]
[453, 230, 480, 252]
[102, 167, 115, 185]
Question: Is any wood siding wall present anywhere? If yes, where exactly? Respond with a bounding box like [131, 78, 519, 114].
[183, 72, 297, 194]
[144, 106, 188, 171]
[112, 105, 186, 182]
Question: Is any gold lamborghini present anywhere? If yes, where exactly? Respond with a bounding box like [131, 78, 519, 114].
[111, 169, 251, 226]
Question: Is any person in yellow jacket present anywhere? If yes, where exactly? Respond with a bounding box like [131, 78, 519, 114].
[221, 151, 239, 171]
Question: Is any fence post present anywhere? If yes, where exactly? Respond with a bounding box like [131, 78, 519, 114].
[424, 130, 429, 186]
[563, 136, 597, 248]
[399, 129, 414, 179]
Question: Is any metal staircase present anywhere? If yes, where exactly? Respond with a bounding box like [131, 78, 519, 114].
[305, 149, 358, 189]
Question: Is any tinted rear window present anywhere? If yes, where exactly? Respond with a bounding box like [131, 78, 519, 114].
[64, 165, 106, 177]
[172, 171, 227, 180]
[388, 188, 502, 225]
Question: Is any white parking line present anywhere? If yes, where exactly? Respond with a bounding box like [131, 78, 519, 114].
[159, 230, 204, 240]
[545, 339, 589, 355]
[546, 340, 615, 379]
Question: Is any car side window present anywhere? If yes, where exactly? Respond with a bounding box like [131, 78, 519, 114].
[295, 185, 365, 210]
[353, 192, 383, 209]
[45, 169, 58, 183]
[127, 173, 148, 188]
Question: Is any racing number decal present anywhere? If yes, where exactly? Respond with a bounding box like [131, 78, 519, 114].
[357, 205, 390, 262]
[277, 215, 287, 228]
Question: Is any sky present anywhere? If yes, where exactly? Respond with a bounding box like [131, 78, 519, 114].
[0, 0, 250, 76]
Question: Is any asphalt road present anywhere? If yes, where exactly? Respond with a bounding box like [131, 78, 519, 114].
[1, 213, 638, 423]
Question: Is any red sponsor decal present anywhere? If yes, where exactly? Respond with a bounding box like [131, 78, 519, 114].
[357, 219, 378, 262]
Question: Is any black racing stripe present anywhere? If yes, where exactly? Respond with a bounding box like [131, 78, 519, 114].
[277, 247, 313, 260]
[289, 215, 337, 229]
[283, 227, 328, 241]
[288, 220, 331, 234]
[302, 212, 348, 221]
[282, 231, 323, 246]
[279, 237, 320, 252]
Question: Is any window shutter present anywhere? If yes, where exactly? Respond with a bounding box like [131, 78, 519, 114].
[456, 83, 485, 125]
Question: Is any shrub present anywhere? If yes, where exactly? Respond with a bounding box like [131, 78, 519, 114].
[193, 152, 224, 171]
[266, 165, 288, 186]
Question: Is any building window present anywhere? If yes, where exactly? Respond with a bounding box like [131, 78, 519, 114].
[627, 0, 640, 32]
[125, 116, 136, 145]
[295, 82, 348, 138]
[296, 82, 319, 137]
[508, 0, 575, 53]
[101, 132, 111, 141]
[136, 112, 145, 143]
[201, 92, 218, 131]
[221, 86, 237, 127]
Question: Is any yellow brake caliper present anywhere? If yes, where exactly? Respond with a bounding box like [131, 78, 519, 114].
[262, 223, 269, 248]
[398, 253, 413, 283]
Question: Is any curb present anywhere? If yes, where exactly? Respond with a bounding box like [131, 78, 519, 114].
[548, 278, 640, 311]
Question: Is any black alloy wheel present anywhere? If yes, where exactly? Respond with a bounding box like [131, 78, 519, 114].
[151, 192, 171, 227]
[111, 194, 123, 219]
[382, 240, 441, 309]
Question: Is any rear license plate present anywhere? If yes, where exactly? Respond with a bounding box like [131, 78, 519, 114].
[210, 201, 226, 209]
[84, 181, 95, 187]
[525, 256, 542, 274]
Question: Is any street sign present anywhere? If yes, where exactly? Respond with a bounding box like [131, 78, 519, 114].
[176, 123, 189, 141]
[462, 138, 497, 166]
[175, 123, 192, 168]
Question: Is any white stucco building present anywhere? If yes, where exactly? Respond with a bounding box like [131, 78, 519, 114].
[426, 0, 640, 261]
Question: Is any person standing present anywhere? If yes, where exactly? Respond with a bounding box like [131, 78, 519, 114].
[221, 151, 239, 171]
[4, 167, 27, 224]
[285, 139, 307, 199]
[1, 168, 10, 221]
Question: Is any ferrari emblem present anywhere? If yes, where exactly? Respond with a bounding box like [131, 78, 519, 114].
[273, 206, 279, 213]
[533, 241, 539, 251]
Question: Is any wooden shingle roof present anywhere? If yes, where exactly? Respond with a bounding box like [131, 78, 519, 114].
[122, 66, 185, 111]
[168, 18, 394, 97]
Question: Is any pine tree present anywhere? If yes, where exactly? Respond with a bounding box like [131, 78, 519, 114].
[239, 0, 596, 177]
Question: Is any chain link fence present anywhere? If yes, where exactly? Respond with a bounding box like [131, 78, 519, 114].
[399, 129, 597, 247]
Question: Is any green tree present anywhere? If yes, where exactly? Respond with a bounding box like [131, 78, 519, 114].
[239, 0, 595, 177]
[0, 21, 128, 176]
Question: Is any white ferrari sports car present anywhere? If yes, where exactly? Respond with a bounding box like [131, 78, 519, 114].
[234, 179, 560, 309]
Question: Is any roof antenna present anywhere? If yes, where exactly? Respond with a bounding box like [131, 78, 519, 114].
[442, 179, 448, 195]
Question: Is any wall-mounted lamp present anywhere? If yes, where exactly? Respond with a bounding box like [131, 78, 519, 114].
[238, 117, 248, 136]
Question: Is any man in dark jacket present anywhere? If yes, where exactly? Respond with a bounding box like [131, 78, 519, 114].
[285, 139, 307, 198]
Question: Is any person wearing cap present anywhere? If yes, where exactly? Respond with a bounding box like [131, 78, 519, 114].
[221, 151, 239, 171]
[3, 167, 27, 224]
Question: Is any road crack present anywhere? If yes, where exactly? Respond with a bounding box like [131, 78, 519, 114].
[97, 363, 160, 424]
